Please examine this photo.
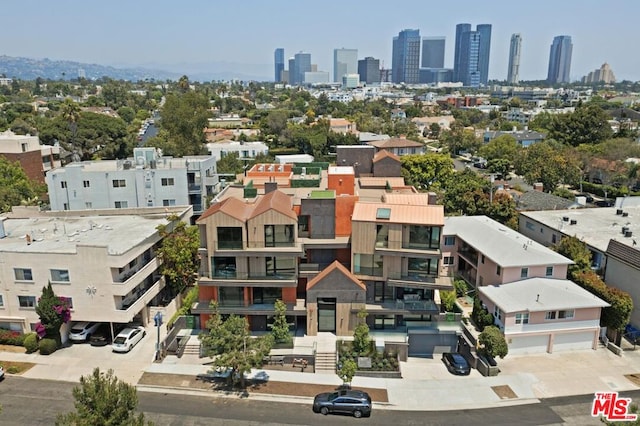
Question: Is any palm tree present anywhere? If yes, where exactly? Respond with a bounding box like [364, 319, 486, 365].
[60, 99, 81, 161]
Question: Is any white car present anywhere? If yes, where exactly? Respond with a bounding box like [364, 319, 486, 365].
[0, 365, 4, 380]
[111, 326, 146, 353]
[69, 322, 101, 342]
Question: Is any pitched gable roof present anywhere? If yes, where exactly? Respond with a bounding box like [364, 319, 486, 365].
[306, 261, 365, 291]
[372, 149, 401, 163]
[249, 189, 297, 220]
[368, 138, 423, 149]
[607, 239, 640, 266]
[197, 197, 253, 223]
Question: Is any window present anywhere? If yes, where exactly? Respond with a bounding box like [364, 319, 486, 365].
[558, 310, 574, 319]
[525, 221, 535, 231]
[545, 311, 556, 320]
[408, 257, 437, 276]
[545, 266, 553, 277]
[443, 256, 454, 265]
[376, 208, 391, 220]
[520, 268, 529, 278]
[14, 268, 33, 281]
[496, 265, 501, 275]
[129, 258, 138, 268]
[212, 257, 237, 278]
[21, 142, 28, 152]
[114, 201, 128, 208]
[217, 227, 243, 249]
[375, 224, 389, 248]
[407, 225, 440, 250]
[85, 202, 92, 209]
[18, 296, 36, 308]
[353, 253, 383, 276]
[264, 224, 294, 247]
[60, 296, 73, 309]
[61, 181, 67, 189]
[162, 199, 176, 206]
[493, 306, 502, 321]
[112, 179, 126, 188]
[83, 180, 90, 188]
[551, 234, 557, 244]
[0, 295, 4, 307]
[50, 269, 70, 282]
[161, 178, 175, 186]
[515, 313, 529, 324]
[481, 254, 485, 264]
[265, 257, 296, 278]
[444, 236, 456, 246]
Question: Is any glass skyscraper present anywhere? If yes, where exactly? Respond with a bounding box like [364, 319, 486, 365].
[274, 48, 284, 82]
[507, 34, 522, 84]
[453, 23, 492, 87]
[333, 48, 358, 83]
[421, 37, 445, 69]
[391, 29, 421, 84]
[547, 35, 573, 84]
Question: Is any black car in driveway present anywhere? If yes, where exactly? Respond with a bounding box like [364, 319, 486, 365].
[89, 323, 126, 347]
[312, 389, 372, 418]
[442, 352, 471, 375]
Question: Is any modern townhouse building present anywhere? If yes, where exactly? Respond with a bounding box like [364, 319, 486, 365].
[442, 215, 573, 289]
[46, 147, 218, 219]
[0, 129, 61, 183]
[0, 205, 192, 339]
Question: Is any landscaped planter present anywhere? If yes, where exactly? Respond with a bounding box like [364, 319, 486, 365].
[337, 340, 400, 378]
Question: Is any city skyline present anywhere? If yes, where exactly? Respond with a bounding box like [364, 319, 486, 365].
[1, 1, 639, 82]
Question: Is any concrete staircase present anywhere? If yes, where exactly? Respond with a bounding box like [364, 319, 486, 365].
[181, 335, 201, 357]
[314, 332, 338, 374]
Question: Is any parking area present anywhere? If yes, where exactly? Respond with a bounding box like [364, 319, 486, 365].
[400, 355, 483, 380]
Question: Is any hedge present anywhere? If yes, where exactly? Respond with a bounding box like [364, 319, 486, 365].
[23, 332, 38, 353]
[290, 179, 321, 188]
[0, 329, 26, 346]
[39, 338, 57, 355]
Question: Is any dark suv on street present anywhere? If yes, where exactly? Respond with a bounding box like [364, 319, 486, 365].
[312, 389, 372, 418]
[442, 352, 471, 375]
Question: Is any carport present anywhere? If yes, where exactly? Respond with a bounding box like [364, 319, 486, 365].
[408, 329, 459, 356]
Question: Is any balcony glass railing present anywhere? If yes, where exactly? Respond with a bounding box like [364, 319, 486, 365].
[387, 271, 437, 283]
[354, 266, 383, 276]
[209, 271, 296, 280]
[216, 241, 243, 250]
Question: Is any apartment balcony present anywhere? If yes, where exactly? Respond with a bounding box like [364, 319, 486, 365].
[112, 257, 160, 296]
[188, 183, 202, 193]
[212, 240, 303, 256]
[113, 276, 165, 322]
[374, 240, 440, 257]
[351, 299, 439, 315]
[198, 271, 297, 287]
[458, 248, 479, 266]
[191, 300, 307, 316]
[387, 271, 454, 291]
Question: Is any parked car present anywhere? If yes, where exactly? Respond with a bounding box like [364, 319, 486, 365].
[69, 322, 101, 343]
[577, 193, 594, 203]
[89, 323, 126, 347]
[594, 200, 614, 207]
[442, 352, 471, 375]
[111, 326, 146, 353]
[0, 365, 4, 380]
[312, 389, 372, 418]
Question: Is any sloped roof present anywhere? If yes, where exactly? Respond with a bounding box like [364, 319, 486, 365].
[358, 177, 405, 188]
[372, 150, 401, 163]
[381, 193, 431, 205]
[479, 278, 609, 313]
[352, 202, 444, 225]
[249, 190, 297, 221]
[368, 138, 423, 149]
[197, 197, 253, 223]
[306, 261, 366, 291]
[607, 239, 640, 267]
[444, 216, 573, 267]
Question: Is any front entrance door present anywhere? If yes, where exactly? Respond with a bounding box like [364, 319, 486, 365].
[317, 298, 336, 332]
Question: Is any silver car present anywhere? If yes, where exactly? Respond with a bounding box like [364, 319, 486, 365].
[111, 326, 146, 353]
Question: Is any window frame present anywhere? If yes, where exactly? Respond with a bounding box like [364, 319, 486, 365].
[545, 266, 554, 277]
[112, 179, 126, 188]
[18, 295, 36, 308]
[515, 312, 529, 324]
[50, 269, 70, 283]
[444, 236, 456, 246]
[14, 268, 33, 282]
[520, 267, 529, 278]
[161, 177, 175, 186]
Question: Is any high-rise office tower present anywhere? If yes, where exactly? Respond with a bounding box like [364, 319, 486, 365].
[333, 48, 358, 82]
[357, 57, 381, 84]
[292, 52, 312, 85]
[391, 29, 421, 84]
[507, 34, 522, 84]
[421, 37, 445, 68]
[547, 35, 573, 84]
[274, 48, 285, 82]
[288, 57, 296, 85]
[453, 23, 492, 87]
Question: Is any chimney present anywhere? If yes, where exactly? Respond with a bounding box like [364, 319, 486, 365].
[265, 181, 278, 194]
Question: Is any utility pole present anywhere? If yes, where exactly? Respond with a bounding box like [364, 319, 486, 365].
[154, 311, 163, 360]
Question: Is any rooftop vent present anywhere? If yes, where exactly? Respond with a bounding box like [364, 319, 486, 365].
[570, 219, 577, 225]
[623, 212, 629, 217]
[562, 216, 569, 222]
[625, 231, 633, 238]
[617, 209, 623, 215]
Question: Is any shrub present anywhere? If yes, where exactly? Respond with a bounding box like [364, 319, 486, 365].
[478, 325, 508, 359]
[167, 285, 199, 329]
[39, 338, 58, 355]
[471, 296, 495, 332]
[23, 332, 38, 353]
[0, 329, 26, 346]
[440, 290, 457, 312]
[7, 366, 20, 374]
[453, 279, 468, 297]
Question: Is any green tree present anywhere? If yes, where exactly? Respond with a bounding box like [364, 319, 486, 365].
[0, 157, 45, 212]
[117, 106, 136, 124]
[440, 290, 456, 312]
[471, 296, 494, 331]
[60, 98, 81, 159]
[552, 235, 592, 278]
[514, 140, 581, 192]
[547, 103, 613, 146]
[352, 309, 370, 355]
[478, 326, 508, 359]
[486, 158, 511, 179]
[35, 282, 71, 348]
[216, 152, 244, 175]
[401, 153, 454, 191]
[199, 302, 274, 388]
[270, 299, 291, 344]
[479, 134, 519, 163]
[152, 91, 209, 156]
[55, 368, 148, 426]
[338, 359, 358, 386]
[156, 215, 200, 295]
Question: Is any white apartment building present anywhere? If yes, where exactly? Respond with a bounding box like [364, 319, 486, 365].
[206, 140, 269, 161]
[46, 147, 218, 217]
[0, 205, 192, 336]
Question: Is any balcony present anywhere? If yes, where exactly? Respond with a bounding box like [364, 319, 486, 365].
[191, 300, 306, 315]
[353, 266, 383, 277]
[199, 271, 297, 287]
[116, 276, 164, 315]
[188, 183, 202, 192]
[374, 240, 440, 257]
[112, 258, 160, 297]
[351, 299, 439, 314]
[213, 240, 303, 255]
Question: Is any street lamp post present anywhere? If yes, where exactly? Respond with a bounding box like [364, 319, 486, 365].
[154, 312, 163, 359]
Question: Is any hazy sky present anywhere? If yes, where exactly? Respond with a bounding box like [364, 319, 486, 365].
[4, 0, 640, 82]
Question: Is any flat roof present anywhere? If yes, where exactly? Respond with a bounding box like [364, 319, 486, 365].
[0, 212, 177, 255]
[445, 216, 573, 267]
[520, 205, 640, 252]
[479, 278, 610, 313]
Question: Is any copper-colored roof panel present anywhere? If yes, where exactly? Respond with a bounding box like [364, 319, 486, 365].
[352, 202, 444, 225]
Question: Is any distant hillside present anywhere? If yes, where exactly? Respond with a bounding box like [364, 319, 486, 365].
[0, 55, 272, 82]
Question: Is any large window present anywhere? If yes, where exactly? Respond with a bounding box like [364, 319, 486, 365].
[374, 281, 394, 302]
[265, 257, 295, 278]
[14, 268, 33, 281]
[444, 236, 456, 246]
[112, 179, 126, 188]
[353, 253, 383, 276]
[161, 178, 175, 186]
[217, 227, 242, 249]
[50, 269, 70, 283]
[545, 310, 574, 321]
[18, 296, 36, 308]
[407, 257, 437, 277]
[253, 287, 281, 304]
[375, 224, 389, 248]
[406, 225, 440, 250]
[212, 257, 237, 278]
[264, 224, 294, 247]
[515, 313, 529, 324]
[218, 287, 243, 307]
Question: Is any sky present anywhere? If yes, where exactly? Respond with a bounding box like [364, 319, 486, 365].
[3, 0, 640, 82]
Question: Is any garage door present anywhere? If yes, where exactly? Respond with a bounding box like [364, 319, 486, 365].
[408, 331, 458, 356]
[552, 331, 595, 352]
[508, 334, 549, 355]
